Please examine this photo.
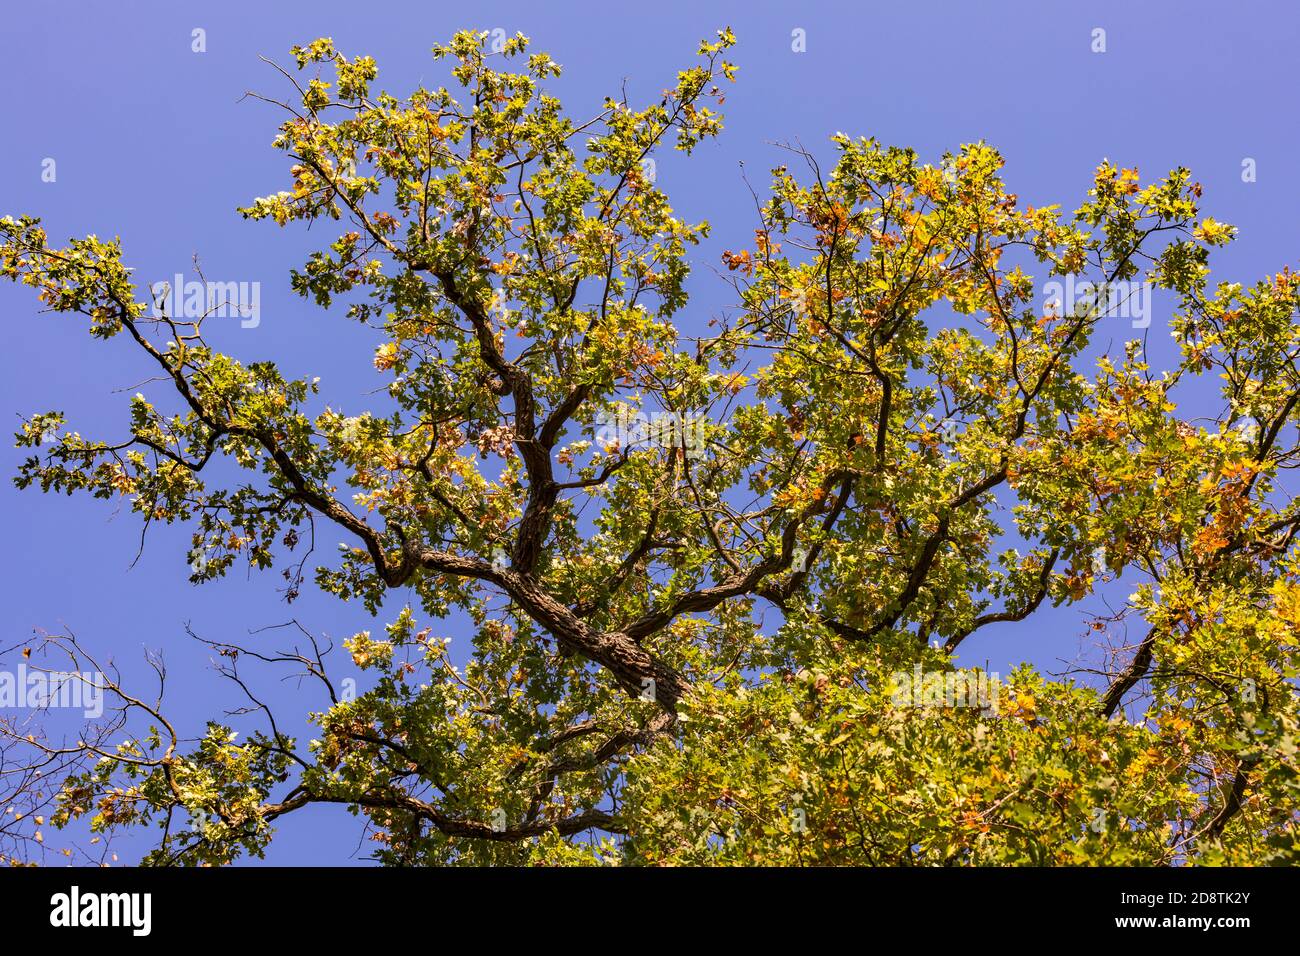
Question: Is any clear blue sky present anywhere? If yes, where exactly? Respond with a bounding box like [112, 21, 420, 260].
[2, 0, 1297, 864]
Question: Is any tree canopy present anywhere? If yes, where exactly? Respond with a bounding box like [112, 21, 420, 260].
[2, 29, 1298, 865]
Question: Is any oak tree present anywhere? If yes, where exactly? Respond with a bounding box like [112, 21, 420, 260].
[2, 29, 1298, 865]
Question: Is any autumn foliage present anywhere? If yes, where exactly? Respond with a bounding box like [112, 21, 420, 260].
[1, 30, 1298, 865]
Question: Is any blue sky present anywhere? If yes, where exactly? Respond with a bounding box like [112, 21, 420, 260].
[1, 0, 1297, 864]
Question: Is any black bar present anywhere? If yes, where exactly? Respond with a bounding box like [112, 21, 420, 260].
[0, 865, 1284, 942]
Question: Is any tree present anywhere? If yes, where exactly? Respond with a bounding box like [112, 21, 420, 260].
[1, 29, 1297, 866]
